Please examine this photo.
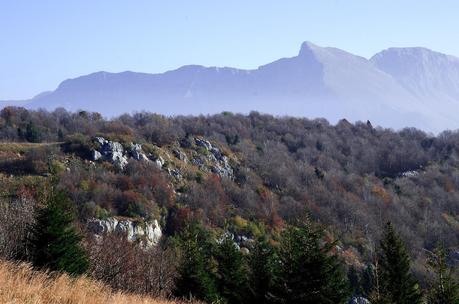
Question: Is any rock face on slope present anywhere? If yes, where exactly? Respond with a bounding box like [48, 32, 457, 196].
[90, 136, 236, 179]
[129, 143, 149, 161]
[92, 137, 151, 169]
[93, 137, 129, 169]
[193, 137, 234, 178]
[87, 218, 162, 248]
[348, 297, 370, 304]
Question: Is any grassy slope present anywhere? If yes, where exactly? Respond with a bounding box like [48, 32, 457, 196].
[0, 260, 189, 304]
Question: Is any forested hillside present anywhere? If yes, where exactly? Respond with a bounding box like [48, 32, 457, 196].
[1, 106, 459, 303]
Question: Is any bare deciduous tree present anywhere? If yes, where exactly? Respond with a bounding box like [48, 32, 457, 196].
[86, 233, 177, 298]
[0, 196, 36, 260]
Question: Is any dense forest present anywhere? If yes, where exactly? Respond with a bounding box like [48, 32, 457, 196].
[1, 106, 459, 303]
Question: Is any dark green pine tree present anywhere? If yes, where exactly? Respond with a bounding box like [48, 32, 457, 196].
[271, 218, 351, 304]
[360, 264, 377, 298]
[25, 121, 41, 143]
[377, 222, 423, 304]
[248, 237, 276, 304]
[214, 234, 249, 304]
[174, 222, 219, 303]
[30, 190, 88, 275]
[348, 266, 364, 297]
[427, 246, 459, 304]
[57, 128, 64, 141]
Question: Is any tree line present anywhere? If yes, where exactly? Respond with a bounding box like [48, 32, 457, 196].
[3, 186, 458, 304]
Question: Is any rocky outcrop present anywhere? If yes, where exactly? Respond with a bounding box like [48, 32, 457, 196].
[92, 150, 102, 161]
[153, 155, 165, 169]
[210, 156, 233, 178]
[194, 137, 234, 179]
[348, 297, 370, 304]
[217, 232, 254, 253]
[92, 137, 129, 169]
[91, 137, 153, 169]
[195, 138, 213, 150]
[400, 170, 419, 178]
[210, 147, 223, 161]
[172, 148, 187, 163]
[129, 143, 149, 161]
[87, 218, 162, 248]
[90, 136, 235, 178]
[167, 168, 182, 180]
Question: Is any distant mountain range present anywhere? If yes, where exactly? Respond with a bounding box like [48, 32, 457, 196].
[3, 42, 459, 132]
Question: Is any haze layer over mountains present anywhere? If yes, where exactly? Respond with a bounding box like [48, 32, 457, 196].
[5, 42, 459, 132]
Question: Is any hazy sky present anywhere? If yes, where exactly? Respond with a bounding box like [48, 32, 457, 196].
[1, 0, 458, 100]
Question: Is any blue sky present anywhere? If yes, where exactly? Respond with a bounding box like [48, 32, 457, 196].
[1, 0, 458, 100]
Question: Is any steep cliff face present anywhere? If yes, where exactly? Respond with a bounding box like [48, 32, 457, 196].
[87, 218, 162, 248]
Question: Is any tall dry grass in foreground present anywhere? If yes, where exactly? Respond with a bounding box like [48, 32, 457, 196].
[0, 260, 187, 304]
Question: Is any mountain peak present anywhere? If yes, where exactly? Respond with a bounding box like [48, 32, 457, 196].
[298, 41, 320, 57]
[11, 41, 459, 133]
[371, 46, 459, 63]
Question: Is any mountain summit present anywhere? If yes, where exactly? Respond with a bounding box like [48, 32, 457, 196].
[11, 42, 459, 132]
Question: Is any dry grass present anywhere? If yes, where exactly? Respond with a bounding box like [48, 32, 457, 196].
[0, 260, 185, 304]
[0, 142, 62, 153]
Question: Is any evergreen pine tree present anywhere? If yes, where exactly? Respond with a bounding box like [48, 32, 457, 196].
[427, 246, 459, 304]
[57, 128, 64, 141]
[360, 264, 376, 298]
[174, 222, 219, 302]
[348, 266, 364, 297]
[248, 237, 276, 304]
[30, 190, 88, 275]
[377, 222, 423, 304]
[214, 234, 249, 304]
[25, 121, 41, 143]
[271, 218, 350, 304]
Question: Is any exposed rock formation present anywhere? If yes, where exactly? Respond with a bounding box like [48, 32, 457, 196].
[195, 138, 213, 150]
[91, 137, 152, 169]
[167, 168, 182, 180]
[348, 297, 370, 304]
[172, 148, 187, 163]
[129, 143, 149, 161]
[92, 137, 129, 169]
[90, 136, 235, 178]
[92, 150, 102, 161]
[87, 218, 162, 248]
[194, 137, 234, 178]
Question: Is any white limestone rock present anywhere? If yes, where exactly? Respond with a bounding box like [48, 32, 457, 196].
[88, 218, 162, 248]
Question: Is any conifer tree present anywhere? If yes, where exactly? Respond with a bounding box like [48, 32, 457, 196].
[377, 222, 423, 304]
[174, 222, 219, 302]
[248, 237, 276, 303]
[427, 246, 459, 304]
[214, 234, 249, 304]
[271, 218, 350, 304]
[25, 121, 41, 143]
[30, 190, 88, 275]
[57, 128, 64, 141]
[348, 266, 364, 297]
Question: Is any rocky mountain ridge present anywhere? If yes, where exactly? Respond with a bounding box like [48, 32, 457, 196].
[8, 41, 459, 133]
